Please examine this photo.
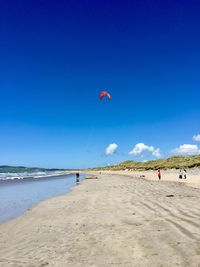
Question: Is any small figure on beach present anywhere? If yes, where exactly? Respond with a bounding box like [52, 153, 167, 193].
[157, 169, 161, 180]
[179, 169, 183, 179]
[76, 172, 80, 183]
[183, 169, 187, 179]
[179, 169, 187, 179]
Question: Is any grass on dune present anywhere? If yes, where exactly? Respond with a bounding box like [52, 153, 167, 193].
[91, 155, 200, 171]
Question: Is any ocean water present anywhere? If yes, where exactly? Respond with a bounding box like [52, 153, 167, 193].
[0, 173, 85, 224]
[0, 171, 66, 181]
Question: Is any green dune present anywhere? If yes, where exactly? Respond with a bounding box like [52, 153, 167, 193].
[92, 155, 200, 171]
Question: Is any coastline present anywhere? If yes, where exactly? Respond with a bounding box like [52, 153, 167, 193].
[0, 171, 200, 266]
[0, 173, 84, 224]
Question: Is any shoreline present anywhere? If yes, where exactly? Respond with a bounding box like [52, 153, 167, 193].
[1, 169, 199, 225]
[0, 171, 71, 183]
[0, 173, 85, 225]
[0, 171, 200, 266]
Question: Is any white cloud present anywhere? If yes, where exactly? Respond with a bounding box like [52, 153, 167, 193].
[105, 143, 118, 155]
[171, 144, 200, 156]
[129, 143, 161, 158]
[152, 148, 161, 158]
[192, 134, 200, 142]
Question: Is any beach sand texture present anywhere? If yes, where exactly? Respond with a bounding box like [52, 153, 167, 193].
[0, 172, 200, 267]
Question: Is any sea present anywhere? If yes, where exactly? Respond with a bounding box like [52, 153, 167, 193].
[0, 171, 85, 224]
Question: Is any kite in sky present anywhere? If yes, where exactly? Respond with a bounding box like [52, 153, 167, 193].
[99, 91, 111, 100]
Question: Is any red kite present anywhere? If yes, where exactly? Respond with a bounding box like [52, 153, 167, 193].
[100, 91, 111, 100]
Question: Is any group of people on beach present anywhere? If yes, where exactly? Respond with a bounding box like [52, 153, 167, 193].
[157, 169, 187, 180]
[179, 169, 187, 179]
[76, 170, 187, 182]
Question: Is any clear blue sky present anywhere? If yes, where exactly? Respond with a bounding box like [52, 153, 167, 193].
[1, 0, 200, 168]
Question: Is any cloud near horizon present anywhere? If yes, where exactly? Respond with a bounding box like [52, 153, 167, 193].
[171, 144, 200, 156]
[129, 143, 161, 158]
[192, 134, 200, 142]
[105, 143, 118, 155]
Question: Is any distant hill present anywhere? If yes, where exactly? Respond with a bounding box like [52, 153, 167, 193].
[92, 155, 200, 171]
[0, 166, 64, 173]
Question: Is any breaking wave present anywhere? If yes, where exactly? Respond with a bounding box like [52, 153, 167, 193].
[0, 171, 69, 181]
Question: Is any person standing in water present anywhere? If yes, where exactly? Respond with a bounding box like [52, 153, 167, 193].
[76, 172, 80, 183]
[157, 169, 161, 180]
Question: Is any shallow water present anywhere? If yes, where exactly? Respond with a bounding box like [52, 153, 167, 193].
[0, 174, 85, 224]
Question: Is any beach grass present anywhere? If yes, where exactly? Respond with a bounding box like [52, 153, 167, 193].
[91, 155, 200, 171]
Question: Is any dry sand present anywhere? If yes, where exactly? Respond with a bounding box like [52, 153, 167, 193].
[0, 171, 200, 267]
[96, 169, 200, 189]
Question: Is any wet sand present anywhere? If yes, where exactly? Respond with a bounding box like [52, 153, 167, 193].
[0, 171, 200, 267]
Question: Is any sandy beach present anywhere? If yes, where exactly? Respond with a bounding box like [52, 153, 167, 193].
[0, 171, 200, 267]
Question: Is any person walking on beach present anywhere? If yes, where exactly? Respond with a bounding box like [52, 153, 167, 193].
[157, 169, 161, 180]
[76, 172, 80, 183]
[179, 169, 183, 179]
[183, 169, 187, 179]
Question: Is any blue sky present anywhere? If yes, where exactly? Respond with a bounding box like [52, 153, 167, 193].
[1, 0, 200, 168]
